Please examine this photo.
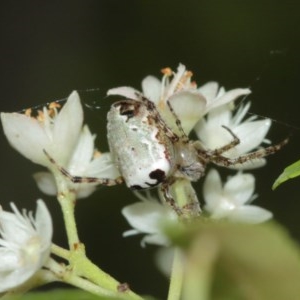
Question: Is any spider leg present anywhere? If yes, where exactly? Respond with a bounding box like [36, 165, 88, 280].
[160, 180, 202, 217]
[160, 181, 186, 216]
[139, 95, 181, 143]
[165, 99, 188, 141]
[195, 126, 241, 164]
[210, 138, 289, 167]
[140, 94, 188, 142]
[211, 126, 240, 155]
[197, 125, 240, 155]
[43, 149, 123, 186]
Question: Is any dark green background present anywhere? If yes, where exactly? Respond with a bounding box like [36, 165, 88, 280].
[0, 1, 300, 298]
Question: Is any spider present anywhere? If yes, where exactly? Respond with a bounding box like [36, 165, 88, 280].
[45, 94, 288, 215]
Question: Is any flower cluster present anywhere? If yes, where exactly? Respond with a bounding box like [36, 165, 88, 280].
[0, 91, 122, 293]
[0, 63, 275, 291]
[116, 64, 273, 246]
[1, 91, 120, 199]
[203, 169, 272, 223]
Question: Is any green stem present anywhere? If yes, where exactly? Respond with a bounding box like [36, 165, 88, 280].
[64, 272, 127, 299]
[167, 248, 184, 300]
[55, 185, 143, 300]
[46, 259, 142, 300]
[51, 243, 71, 260]
[171, 179, 201, 218]
[57, 189, 83, 254]
[74, 255, 119, 289]
[74, 255, 143, 300]
[167, 180, 207, 299]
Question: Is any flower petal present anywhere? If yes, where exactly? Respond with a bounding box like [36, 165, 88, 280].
[1, 113, 50, 165]
[76, 185, 98, 199]
[51, 91, 83, 164]
[198, 82, 219, 102]
[122, 201, 169, 234]
[207, 88, 251, 111]
[0, 248, 19, 272]
[230, 119, 271, 155]
[0, 248, 29, 292]
[85, 152, 121, 179]
[141, 233, 170, 247]
[224, 173, 255, 205]
[203, 169, 223, 211]
[206, 105, 232, 127]
[0, 208, 31, 245]
[33, 172, 57, 196]
[194, 108, 233, 150]
[169, 91, 207, 134]
[142, 76, 161, 104]
[35, 200, 53, 251]
[107, 86, 141, 100]
[165, 63, 187, 98]
[227, 205, 273, 223]
[68, 125, 95, 174]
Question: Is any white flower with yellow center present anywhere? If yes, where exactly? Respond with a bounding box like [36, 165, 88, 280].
[1, 91, 83, 168]
[0, 200, 52, 292]
[1, 91, 120, 198]
[108, 63, 250, 135]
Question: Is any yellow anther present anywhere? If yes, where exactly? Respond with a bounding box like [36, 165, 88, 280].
[185, 70, 193, 78]
[36, 110, 45, 122]
[93, 150, 102, 158]
[161, 67, 173, 76]
[191, 81, 197, 88]
[24, 108, 32, 117]
[49, 101, 61, 110]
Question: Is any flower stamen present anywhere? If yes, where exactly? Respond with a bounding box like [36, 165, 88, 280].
[161, 67, 173, 76]
[174, 70, 194, 93]
[93, 150, 101, 158]
[24, 108, 32, 117]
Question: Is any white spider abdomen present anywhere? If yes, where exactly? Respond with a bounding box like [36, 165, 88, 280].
[107, 99, 175, 189]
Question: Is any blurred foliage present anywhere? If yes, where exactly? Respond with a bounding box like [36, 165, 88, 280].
[167, 219, 300, 299]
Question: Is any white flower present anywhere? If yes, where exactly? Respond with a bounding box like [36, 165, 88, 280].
[197, 81, 251, 114]
[33, 126, 120, 199]
[0, 200, 52, 292]
[1, 91, 83, 168]
[1, 91, 120, 198]
[122, 192, 177, 247]
[108, 64, 250, 135]
[195, 100, 271, 169]
[203, 169, 272, 223]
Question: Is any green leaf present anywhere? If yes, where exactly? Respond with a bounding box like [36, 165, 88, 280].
[166, 220, 300, 300]
[272, 159, 300, 189]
